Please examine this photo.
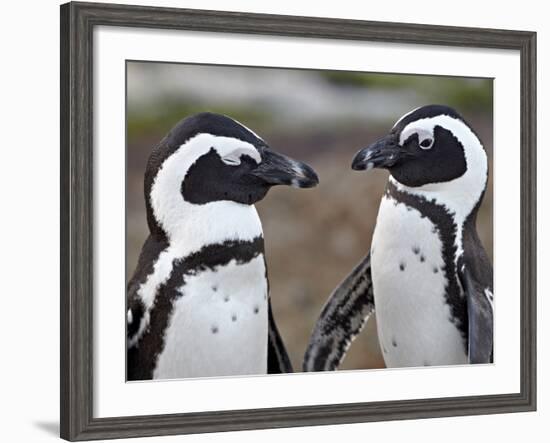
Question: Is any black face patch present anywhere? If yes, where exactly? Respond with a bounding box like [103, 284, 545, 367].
[182, 148, 269, 205]
[390, 125, 467, 187]
[144, 113, 266, 239]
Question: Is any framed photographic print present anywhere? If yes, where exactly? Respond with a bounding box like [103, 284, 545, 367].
[60, 1, 537, 441]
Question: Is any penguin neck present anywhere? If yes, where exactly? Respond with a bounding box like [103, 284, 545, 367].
[149, 200, 264, 259]
[385, 179, 468, 265]
[388, 174, 484, 227]
[388, 151, 486, 262]
[388, 131, 487, 230]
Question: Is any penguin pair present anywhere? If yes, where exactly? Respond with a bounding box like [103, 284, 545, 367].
[127, 105, 493, 381]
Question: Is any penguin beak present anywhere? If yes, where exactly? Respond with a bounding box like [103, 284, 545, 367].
[351, 135, 402, 171]
[252, 147, 319, 188]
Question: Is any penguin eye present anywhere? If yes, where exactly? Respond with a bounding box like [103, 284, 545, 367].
[419, 137, 434, 150]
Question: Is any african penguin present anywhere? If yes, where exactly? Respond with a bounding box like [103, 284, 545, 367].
[127, 112, 319, 380]
[304, 105, 493, 370]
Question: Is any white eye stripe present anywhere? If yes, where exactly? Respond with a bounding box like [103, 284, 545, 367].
[399, 123, 434, 147]
[221, 157, 242, 166]
[221, 146, 261, 166]
[392, 106, 421, 129]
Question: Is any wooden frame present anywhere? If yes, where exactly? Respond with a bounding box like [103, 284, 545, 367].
[60, 1, 537, 440]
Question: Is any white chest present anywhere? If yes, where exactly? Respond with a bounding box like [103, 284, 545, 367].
[153, 254, 269, 379]
[371, 196, 467, 367]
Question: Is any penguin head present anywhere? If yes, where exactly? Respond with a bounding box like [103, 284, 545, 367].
[144, 112, 318, 239]
[351, 105, 488, 209]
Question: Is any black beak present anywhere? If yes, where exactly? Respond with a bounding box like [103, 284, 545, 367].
[351, 134, 402, 171]
[252, 147, 319, 188]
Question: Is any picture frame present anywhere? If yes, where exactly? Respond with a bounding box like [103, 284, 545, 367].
[60, 1, 537, 441]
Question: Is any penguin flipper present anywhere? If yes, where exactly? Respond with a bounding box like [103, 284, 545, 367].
[267, 299, 294, 373]
[460, 264, 494, 364]
[126, 235, 167, 346]
[302, 253, 375, 371]
[126, 236, 168, 380]
[126, 263, 150, 381]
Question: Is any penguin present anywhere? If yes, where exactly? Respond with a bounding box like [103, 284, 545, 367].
[303, 105, 493, 370]
[127, 112, 319, 380]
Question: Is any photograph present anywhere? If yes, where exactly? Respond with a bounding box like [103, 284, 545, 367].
[125, 61, 494, 381]
[56, 2, 537, 440]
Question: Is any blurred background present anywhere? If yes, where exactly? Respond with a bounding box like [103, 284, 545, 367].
[126, 62, 493, 372]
